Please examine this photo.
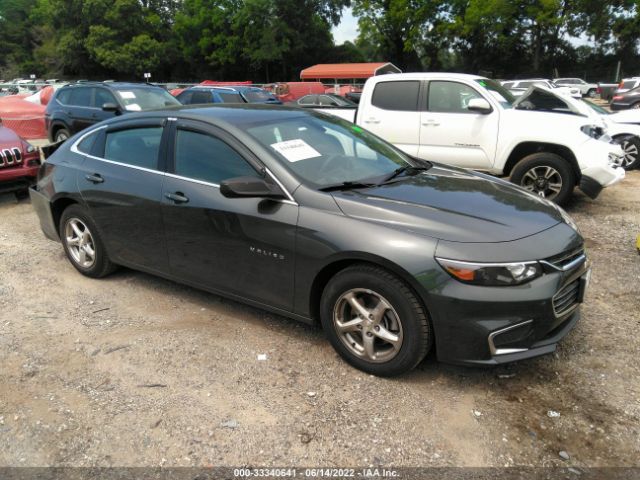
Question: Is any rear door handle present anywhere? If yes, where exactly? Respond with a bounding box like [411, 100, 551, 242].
[165, 192, 189, 204]
[85, 173, 104, 184]
[363, 118, 380, 124]
[422, 120, 440, 126]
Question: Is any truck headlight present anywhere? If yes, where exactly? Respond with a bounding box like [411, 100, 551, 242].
[581, 124, 606, 139]
[436, 258, 543, 286]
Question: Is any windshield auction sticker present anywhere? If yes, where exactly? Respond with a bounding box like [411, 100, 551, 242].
[270, 139, 322, 162]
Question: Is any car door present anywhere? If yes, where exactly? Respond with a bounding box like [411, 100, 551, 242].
[359, 80, 422, 157]
[67, 87, 97, 134]
[161, 119, 298, 310]
[418, 80, 499, 170]
[77, 119, 169, 273]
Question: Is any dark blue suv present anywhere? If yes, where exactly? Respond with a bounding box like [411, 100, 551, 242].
[45, 82, 180, 142]
[176, 86, 281, 105]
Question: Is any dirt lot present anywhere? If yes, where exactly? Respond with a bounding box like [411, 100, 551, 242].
[0, 172, 639, 471]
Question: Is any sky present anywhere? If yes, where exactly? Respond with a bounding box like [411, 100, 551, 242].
[331, 8, 359, 45]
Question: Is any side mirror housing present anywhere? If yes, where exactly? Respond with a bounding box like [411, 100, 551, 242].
[220, 176, 285, 199]
[102, 102, 121, 114]
[467, 98, 493, 114]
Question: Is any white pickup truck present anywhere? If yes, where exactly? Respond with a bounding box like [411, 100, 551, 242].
[314, 72, 624, 205]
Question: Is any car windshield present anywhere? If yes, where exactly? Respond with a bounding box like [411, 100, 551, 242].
[475, 78, 515, 108]
[115, 88, 180, 111]
[245, 114, 414, 188]
[242, 89, 278, 102]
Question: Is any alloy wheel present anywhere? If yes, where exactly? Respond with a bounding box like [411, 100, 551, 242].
[333, 288, 403, 363]
[55, 131, 69, 142]
[620, 139, 638, 168]
[65, 218, 96, 268]
[520, 165, 563, 199]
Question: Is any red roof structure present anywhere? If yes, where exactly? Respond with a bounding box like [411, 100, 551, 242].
[300, 63, 401, 80]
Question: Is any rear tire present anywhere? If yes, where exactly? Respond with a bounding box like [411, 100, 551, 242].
[612, 134, 640, 170]
[510, 152, 575, 205]
[320, 264, 432, 377]
[60, 205, 116, 278]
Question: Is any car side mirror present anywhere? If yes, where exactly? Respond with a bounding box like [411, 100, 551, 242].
[102, 102, 121, 114]
[467, 98, 493, 114]
[220, 176, 286, 199]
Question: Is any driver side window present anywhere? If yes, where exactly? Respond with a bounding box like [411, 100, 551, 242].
[174, 129, 260, 185]
[428, 81, 482, 113]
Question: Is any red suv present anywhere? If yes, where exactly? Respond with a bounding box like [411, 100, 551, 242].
[0, 121, 41, 196]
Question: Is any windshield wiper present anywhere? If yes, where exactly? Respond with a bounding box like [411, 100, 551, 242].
[381, 164, 432, 183]
[318, 181, 378, 192]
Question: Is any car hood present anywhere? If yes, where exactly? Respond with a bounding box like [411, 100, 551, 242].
[332, 165, 563, 243]
[0, 126, 22, 149]
[513, 85, 585, 115]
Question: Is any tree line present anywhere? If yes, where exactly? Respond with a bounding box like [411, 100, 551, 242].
[1, 0, 639, 83]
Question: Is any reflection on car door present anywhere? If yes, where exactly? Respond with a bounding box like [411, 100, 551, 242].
[418, 80, 499, 170]
[77, 119, 169, 272]
[361, 80, 422, 157]
[161, 120, 298, 311]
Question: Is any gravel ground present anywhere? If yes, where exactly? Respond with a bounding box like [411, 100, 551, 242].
[0, 171, 638, 470]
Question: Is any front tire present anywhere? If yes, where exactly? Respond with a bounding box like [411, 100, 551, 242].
[612, 134, 640, 170]
[587, 88, 597, 98]
[510, 152, 575, 205]
[320, 264, 432, 377]
[60, 205, 116, 278]
[54, 128, 71, 143]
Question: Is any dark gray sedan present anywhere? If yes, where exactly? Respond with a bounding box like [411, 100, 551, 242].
[30, 105, 590, 376]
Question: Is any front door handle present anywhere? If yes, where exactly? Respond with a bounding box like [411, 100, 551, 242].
[85, 173, 104, 184]
[363, 118, 380, 124]
[422, 120, 440, 126]
[165, 192, 189, 204]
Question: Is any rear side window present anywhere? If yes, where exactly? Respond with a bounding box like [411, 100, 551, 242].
[190, 90, 213, 104]
[298, 95, 316, 105]
[104, 127, 162, 170]
[622, 80, 637, 89]
[174, 129, 259, 184]
[371, 81, 420, 111]
[176, 91, 193, 104]
[76, 131, 99, 154]
[68, 87, 93, 107]
[56, 89, 72, 105]
[218, 92, 244, 103]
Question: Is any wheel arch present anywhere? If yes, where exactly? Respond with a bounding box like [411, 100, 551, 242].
[308, 252, 432, 326]
[503, 142, 581, 180]
[51, 196, 80, 236]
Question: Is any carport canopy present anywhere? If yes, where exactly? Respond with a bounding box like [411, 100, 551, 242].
[300, 62, 401, 80]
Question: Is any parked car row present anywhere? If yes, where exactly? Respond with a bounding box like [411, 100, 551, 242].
[4, 73, 631, 377]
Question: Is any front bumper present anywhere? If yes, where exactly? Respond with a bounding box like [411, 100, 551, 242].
[427, 223, 589, 366]
[574, 140, 625, 198]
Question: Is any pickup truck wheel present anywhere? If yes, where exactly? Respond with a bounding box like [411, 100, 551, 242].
[60, 205, 116, 278]
[612, 134, 640, 170]
[320, 264, 432, 377]
[510, 153, 575, 205]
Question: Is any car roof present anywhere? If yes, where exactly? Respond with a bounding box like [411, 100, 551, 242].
[366, 72, 484, 83]
[58, 82, 164, 90]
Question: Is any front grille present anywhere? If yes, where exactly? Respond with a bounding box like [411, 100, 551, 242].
[544, 247, 585, 271]
[0, 148, 22, 169]
[553, 279, 580, 316]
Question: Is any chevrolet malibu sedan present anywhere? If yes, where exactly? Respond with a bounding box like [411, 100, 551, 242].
[30, 105, 590, 376]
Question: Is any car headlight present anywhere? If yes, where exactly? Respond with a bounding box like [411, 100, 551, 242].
[436, 258, 543, 286]
[580, 124, 606, 139]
